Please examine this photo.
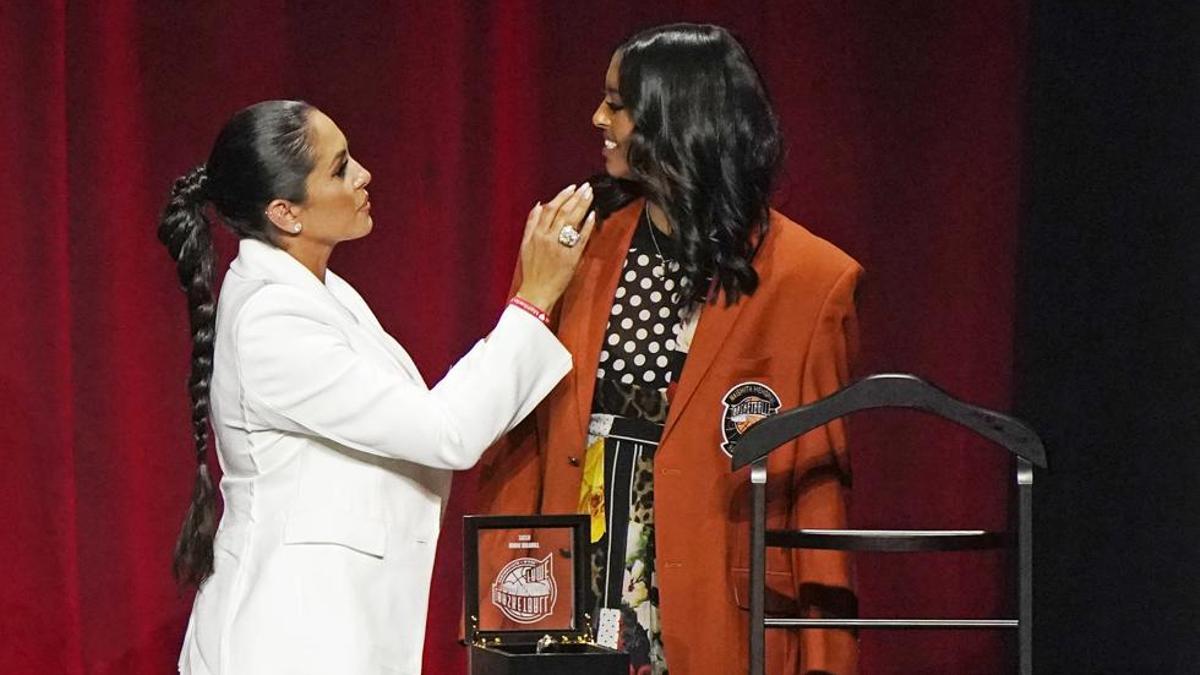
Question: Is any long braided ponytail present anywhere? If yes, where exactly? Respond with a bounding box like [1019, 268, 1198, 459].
[158, 165, 218, 586]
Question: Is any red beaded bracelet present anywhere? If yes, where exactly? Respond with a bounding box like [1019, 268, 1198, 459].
[509, 296, 550, 325]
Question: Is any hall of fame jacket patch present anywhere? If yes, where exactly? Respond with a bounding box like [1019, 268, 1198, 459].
[720, 381, 782, 457]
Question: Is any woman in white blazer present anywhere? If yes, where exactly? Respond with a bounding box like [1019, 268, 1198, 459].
[157, 100, 596, 674]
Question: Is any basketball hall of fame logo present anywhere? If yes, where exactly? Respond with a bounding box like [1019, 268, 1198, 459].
[721, 381, 782, 457]
[490, 553, 558, 624]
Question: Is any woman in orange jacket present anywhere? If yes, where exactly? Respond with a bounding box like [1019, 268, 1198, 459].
[477, 23, 861, 675]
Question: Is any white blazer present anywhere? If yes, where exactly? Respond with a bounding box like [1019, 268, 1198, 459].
[178, 239, 571, 675]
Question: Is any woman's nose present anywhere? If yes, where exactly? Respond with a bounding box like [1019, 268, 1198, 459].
[592, 102, 608, 129]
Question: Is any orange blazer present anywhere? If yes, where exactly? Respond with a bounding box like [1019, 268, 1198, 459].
[477, 199, 862, 674]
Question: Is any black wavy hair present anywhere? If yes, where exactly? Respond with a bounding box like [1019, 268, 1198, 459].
[156, 100, 315, 586]
[591, 23, 783, 307]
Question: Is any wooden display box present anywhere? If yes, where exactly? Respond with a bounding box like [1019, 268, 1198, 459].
[463, 515, 628, 675]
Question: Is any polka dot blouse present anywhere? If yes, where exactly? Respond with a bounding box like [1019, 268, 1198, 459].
[595, 213, 689, 404]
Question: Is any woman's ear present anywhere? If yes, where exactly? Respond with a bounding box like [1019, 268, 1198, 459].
[264, 198, 303, 236]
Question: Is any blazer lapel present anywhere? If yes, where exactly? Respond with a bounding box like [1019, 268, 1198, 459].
[660, 293, 746, 445]
[558, 201, 642, 439]
[325, 272, 425, 383]
[660, 221, 782, 445]
[231, 240, 424, 383]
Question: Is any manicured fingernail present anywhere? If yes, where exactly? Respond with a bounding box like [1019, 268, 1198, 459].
[586, 212, 595, 224]
[560, 184, 577, 196]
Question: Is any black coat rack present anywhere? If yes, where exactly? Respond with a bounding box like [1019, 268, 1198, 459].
[731, 373, 1047, 675]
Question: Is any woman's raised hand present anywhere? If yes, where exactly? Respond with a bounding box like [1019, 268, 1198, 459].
[515, 183, 596, 313]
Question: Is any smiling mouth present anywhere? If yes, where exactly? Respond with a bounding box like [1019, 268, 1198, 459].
[603, 139, 617, 150]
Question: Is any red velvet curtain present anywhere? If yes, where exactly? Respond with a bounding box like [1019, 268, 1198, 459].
[0, 2, 1025, 673]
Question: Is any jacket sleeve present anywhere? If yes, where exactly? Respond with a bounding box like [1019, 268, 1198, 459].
[474, 259, 547, 516]
[234, 284, 572, 470]
[791, 261, 862, 674]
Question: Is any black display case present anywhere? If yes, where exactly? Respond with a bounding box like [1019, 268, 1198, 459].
[463, 514, 628, 675]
